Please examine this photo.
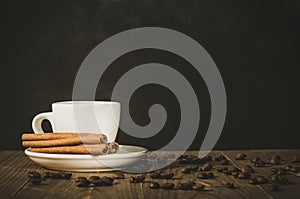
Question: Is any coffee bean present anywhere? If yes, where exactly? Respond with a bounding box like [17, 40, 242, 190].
[254, 160, 265, 167]
[75, 177, 87, 183]
[238, 172, 251, 179]
[215, 155, 226, 161]
[231, 171, 240, 178]
[101, 176, 114, 184]
[227, 167, 239, 173]
[225, 182, 235, 189]
[150, 172, 161, 179]
[249, 178, 259, 185]
[292, 155, 300, 163]
[160, 173, 174, 179]
[271, 168, 288, 175]
[76, 179, 90, 187]
[179, 158, 189, 164]
[30, 178, 42, 185]
[197, 173, 208, 179]
[284, 165, 293, 171]
[178, 182, 194, 190]
[200, 163, 212, 171]
[161, 183, 174, 190]
[290, 166, 299, 172]
[269, 155, 281, 165]
[62, 173, 72, 179]
[113, 173, 125, 179]
[52, 173, 62, 179]
[270, 174, 289, 185]
[221, 159, 229, 165]
[235, 153, 247, 160]
[43, 172, 54, 178]
[28, 171, 41, 179]
[250, 157, 261, 163]
[88, 176, 100, 182]
[215, 166, 228, 172]
[149, 182, 160, 189]
[296, 172, 300, 177]
[207, 172, 214, 178]
[130, 175, 145, 183]
[192, 184, 205, 191]
[241, 165, 254, 173]
[256, 176, 268, 184]
[270, 184, 279, 191]
[186, 165, 199, 171]
[204, 155, 212, 161]
[191, 157, 205, 164]
[180, 167, 191, 174]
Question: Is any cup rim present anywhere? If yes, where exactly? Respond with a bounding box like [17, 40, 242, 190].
[53, 101, 120, 105]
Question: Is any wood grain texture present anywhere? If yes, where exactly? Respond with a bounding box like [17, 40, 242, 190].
[0, 150, 299, 199]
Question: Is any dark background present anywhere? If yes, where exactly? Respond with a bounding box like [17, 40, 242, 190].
[2, 0, 300, 150]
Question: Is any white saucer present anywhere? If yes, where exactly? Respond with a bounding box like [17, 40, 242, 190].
[25, 145, 147, 172]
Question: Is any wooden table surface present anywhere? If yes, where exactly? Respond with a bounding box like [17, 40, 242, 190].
[0, 149, 299, 199]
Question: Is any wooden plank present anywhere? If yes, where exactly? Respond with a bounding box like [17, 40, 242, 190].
[0, 151, 41, 199]
[1, 150, 299, 199]
[223, 149, 300, 199]
[142, 151, 271, 199]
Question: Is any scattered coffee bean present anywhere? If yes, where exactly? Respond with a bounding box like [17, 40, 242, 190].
[61, 173, 72, 179]
[177, 182, 194, 190]
[88, 176, 100, 182]
[179, 158, 189, 164]
[76, 179, 90, 187]
[180, 167, 191, 174]
[225, 182, 235, 189]
[100, 176, 114, 185]
[270, 184, 279, 191]
[241, 165, 254, 173]
[284, 165, 293, 171]
[149, 182, 160, 189]
[296, 172, 300, 177]
[186, 165, 199, 171]
[227, 167, 239, 173]
[231, 171, 240, 178]
[249, 178, 259, 185]
[197, 173, 208, 179]
[150, 172, 161, 179]
[207, 172, 214, 178]
[28, 171, 41, 179]
[43, 172, 54, 178]
[160, 173, 174, 179]
[204, 155, 212, 161]
[254, 160, 265, 167]
[113, 173, 125, 179]
[200, 163, 213, 171]
[161, 182, 175, 190]
[192, 184, 205, 191]
[235, 153, 247, 160]
[29, 178, 42, 185]
[269, 155, 281, 165]
[238, 172, 251, 179]
[52, 173, 62, 179]
[130, 175, 145, 183]
[256, 176, 268, 184]
[75, 177, 87, 183]
[292, 155, 300, 163]
[270, 175, 289, 185]
[250, 157, 261, 163]
[215, 166, 228, 173]
[191, 157, 205, 164]
[221, 159, 229, 165]
[215, 155, 226, 161]
[290, 166, 299, 172]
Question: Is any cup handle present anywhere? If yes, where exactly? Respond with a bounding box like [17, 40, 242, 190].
[32, 112, 54, 134]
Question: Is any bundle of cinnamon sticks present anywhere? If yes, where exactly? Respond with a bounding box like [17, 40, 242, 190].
[22, 133, 119, 155]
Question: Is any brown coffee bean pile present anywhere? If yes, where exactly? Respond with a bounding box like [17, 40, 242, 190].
[28, 171, 72, 185]
[235, 153, 246, 160]
[130, 175, 145, 183]
[149, 172, 174, 179]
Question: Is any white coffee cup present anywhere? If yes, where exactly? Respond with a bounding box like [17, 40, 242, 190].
[32, 101, 121, 142]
